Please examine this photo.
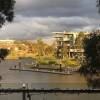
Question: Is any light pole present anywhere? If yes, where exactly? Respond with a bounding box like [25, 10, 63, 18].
[22, 83, 26, 100]
[22, 83, 32, 100]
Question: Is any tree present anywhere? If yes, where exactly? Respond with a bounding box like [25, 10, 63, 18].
[37, 38, 46, 56]
[0, 0, 15, 79]
[82, 31, 100, 74]
[45, 45, 54, 56]
[0, 48, 9, 61]
[75, 32, 85, 49]
[80, 30, 100, 88]
[0, 0, 15, 27]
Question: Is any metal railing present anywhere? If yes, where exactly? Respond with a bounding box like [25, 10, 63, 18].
[0, 88, 100, 100]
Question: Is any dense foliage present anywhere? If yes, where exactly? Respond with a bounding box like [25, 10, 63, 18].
[0, 48, 9, 60]
[0, 0, 15, 27]
[80, 30, 100, 75]
[75, 32, 85, 49]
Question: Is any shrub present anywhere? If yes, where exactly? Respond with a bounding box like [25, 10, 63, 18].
[62, 58, 80, 67]
[36, 56, 57, 65]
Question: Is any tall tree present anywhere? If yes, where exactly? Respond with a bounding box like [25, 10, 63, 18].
[83, 31, 100, 73]
[45, 45, 54, 56]
[75, 32, 85, 49]
[0, 0, 15, 27]
[80, 30, 100, 88]
[37, 38, 46, 56]
[0, 0, 15, 62]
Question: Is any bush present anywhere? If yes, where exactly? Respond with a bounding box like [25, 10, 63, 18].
[48, 60, 56, 64]
[36, 56, 57, 65]
[0, 48, 9, 60]
[62, 58, 80, 67]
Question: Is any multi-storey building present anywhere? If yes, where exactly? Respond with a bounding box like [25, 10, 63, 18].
[53, 31, 87, 59]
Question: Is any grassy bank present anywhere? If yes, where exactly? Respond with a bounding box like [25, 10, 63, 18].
[6, 54, 80, 68]
[35, 56, 80, 68]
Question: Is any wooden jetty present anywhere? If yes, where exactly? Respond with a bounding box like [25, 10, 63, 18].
[9, 68, 72, 75]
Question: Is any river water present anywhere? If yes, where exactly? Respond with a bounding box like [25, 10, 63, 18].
[0, 59, 100, 100]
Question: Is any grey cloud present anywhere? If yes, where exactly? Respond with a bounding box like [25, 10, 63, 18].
[15, 0, 98, 18]
[0, 15, 99, 40]
[0, 0, 99, 40]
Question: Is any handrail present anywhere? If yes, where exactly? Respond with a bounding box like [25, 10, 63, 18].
[0, 88, 100, 94]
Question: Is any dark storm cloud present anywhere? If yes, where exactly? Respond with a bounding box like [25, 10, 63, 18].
[0, 15, 99, 40]
[0, 0, 99, 40]
[15, 0, 98, 18]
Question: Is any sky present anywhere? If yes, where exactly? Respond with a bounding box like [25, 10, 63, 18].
[0, 0, 100, 40]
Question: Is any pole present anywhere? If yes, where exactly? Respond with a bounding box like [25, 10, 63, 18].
[22, 83, 26, 100]
[22, 91, 26, 100]
[27, 93, 31, 100]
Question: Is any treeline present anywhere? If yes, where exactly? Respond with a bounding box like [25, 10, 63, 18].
[13, 39, 55, 57]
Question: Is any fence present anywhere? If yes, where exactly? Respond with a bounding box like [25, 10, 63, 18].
[0, 88, 100, 100]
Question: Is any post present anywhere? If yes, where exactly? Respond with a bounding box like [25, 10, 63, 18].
[59, 59, 62, 72]
[27, 93, 31, 100]
[59, 64, 62, 72]
[22, 91, 26, 100]
[22, 83, 26, 100]
[18, 61, 21, 70]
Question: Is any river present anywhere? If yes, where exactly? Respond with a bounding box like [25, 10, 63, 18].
[0, 59, 100, 100]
